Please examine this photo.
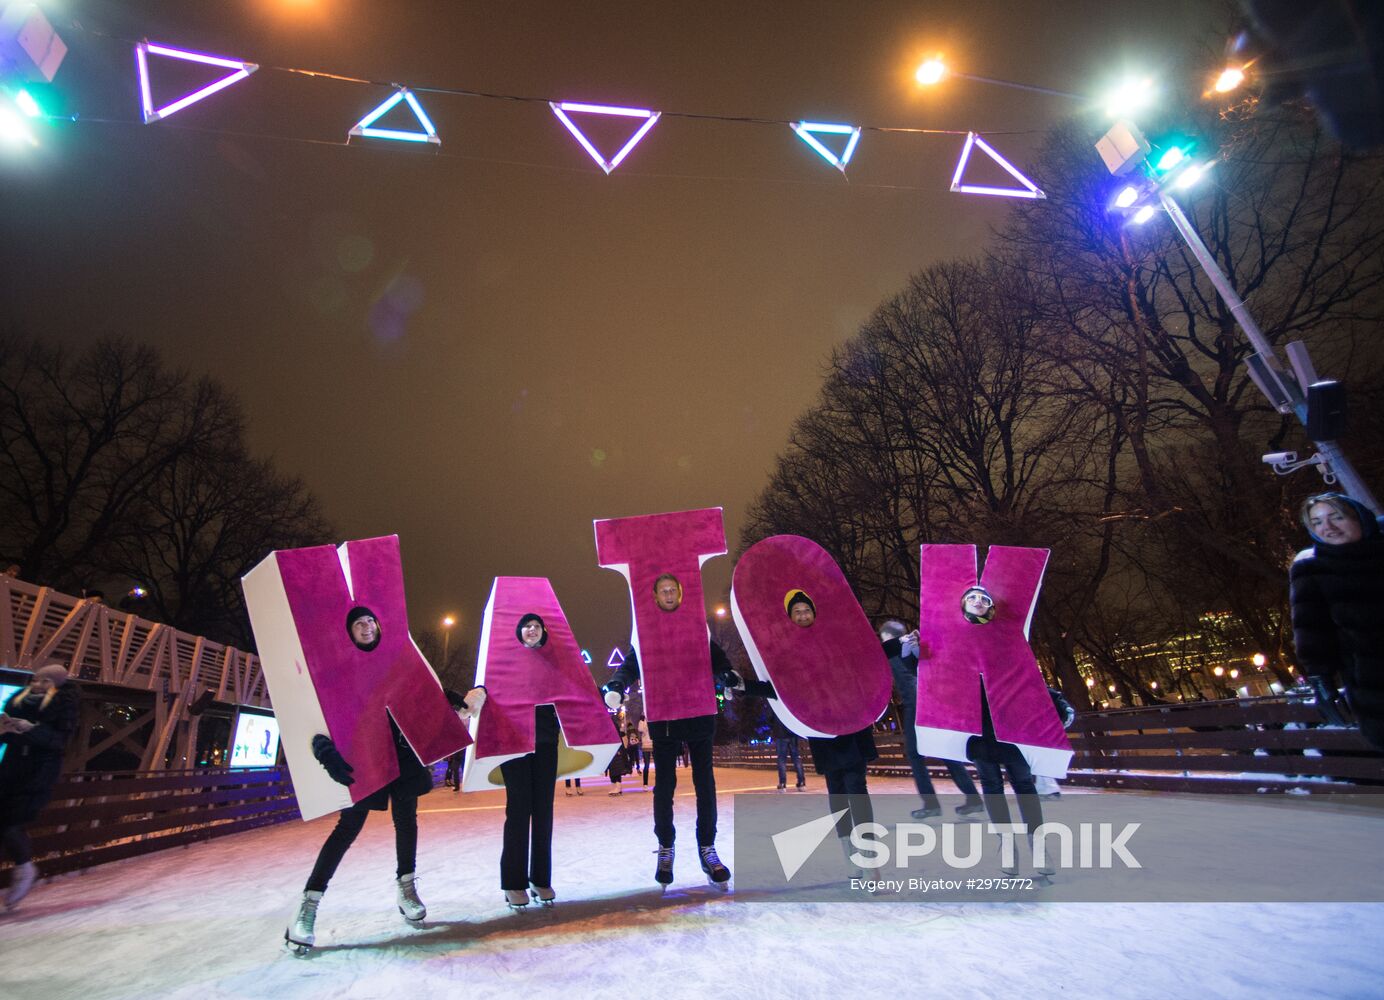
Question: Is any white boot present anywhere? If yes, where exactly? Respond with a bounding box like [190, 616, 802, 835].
[396, 872, 426, 921]
[4, 861, 37, 909]
[284, 890, 323, 954]
[839, 836, 869, 882]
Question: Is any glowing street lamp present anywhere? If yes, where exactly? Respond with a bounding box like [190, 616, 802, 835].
[442, 613, 456, 662]
[1251, 653, 1267, 668]
[1213, 66, 1246, 94]
[915, 57, 946, 86]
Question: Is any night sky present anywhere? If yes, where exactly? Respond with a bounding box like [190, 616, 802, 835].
[1, 0, 1219, 662]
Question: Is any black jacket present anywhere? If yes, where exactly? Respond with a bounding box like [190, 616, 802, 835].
[604, 641, 734, 741]
[0, 680, 80, 825]
[741, 675, 877, 775]
[1290, 533, 1384, 741]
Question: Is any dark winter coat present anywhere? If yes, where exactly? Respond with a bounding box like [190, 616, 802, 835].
[355, 715, 436, 811]
[0, 680, 80, 826]
[740, 675, 878, 775]
[606, 742, 635, 781]
[1290, 533, 1384, 747]
[605, 641, 735, 741]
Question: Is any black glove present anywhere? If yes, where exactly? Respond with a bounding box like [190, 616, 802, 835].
[312, 734, 355, 786]
[1307, 676, 1349, 727]
[717, 669, 745, 692]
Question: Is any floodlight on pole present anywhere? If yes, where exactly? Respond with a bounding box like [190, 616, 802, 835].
[1095, 116, 1379, 510]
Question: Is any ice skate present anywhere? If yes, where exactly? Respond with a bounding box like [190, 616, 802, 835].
[396, 872, 426, 921]
[4, 861, 37, 910]
[528, 884, 556, 906]
[839, 836, 869, 882]
[284, 890, 323, 956]
[698, 845, 730, 891]
[504, 888, 531, 910]
[1029, 835, 1057, 878]
[654, 845, 675, 891]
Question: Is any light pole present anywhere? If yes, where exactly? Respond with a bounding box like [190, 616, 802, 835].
[1100, 120, 1380, 511]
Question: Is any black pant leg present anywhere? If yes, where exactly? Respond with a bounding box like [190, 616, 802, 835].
[651, 737, 680, 847]
[823, 768, 853, 838]
[500, 754, 536, 889]
[305, 803, 371, 892]
[842, 764, 873, 831]
[943, 757, 980, 797]
[972, 759, 1014, 826]
[686, 734, 717, 847]
[391, 791, 419, 878]
[529, 742, 559, 888]
[1, 823, 31, 865]
[1002, 753, 1044, 832]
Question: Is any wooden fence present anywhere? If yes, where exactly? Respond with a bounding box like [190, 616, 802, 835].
[19, 767, 301, 879]
[714, 695, 1384, 793]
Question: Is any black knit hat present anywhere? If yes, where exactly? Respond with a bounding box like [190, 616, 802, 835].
[345, 606, 382, 651]
[516, 613, 548, 647]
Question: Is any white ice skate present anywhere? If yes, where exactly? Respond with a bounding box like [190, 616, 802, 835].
[397, 872, 426, 921]
[284, 890, 323, 956]
[503, 888, 531, 910]
[528, 884, 556, 906]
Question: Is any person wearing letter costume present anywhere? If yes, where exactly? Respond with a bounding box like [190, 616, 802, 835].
[461, 577, 621, 906]
[498, 614, 561, 908]
[878, 619, 984, 818]
[913, 546, 1073, 877]
[1290, 492, 1384, 750]
[240, 536, 476, 954]
[595, 509, 735, 890]
[1, 663, 79, 910]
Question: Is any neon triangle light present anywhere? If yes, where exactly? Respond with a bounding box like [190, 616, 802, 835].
[349, 87, 440, 145]
[549, 101, 661, 174]
[790, 121, 861, 173]
[581, 649, 593, 665]
[136, 41, 258, 124]
[606, 647, 626, 669]
[949, 132, 1045, 199]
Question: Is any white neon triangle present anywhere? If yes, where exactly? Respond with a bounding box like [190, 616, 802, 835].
[790, 121, 862, 173]
[136, 41, 258, 124]
[949, 132, 1045, 199]
[549, 102, 661, 174]
[606, 647, 626, 669]
[348, 87, 440, 145]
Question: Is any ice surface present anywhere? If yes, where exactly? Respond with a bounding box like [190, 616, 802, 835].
[3, 768, 1381, 1000]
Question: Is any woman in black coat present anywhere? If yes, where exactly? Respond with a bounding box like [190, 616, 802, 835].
[1289, 492, 1384, 750]
[1, 663, 80, 909]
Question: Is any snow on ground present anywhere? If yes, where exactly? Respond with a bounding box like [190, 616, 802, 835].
[3, 768, 1381, 1000]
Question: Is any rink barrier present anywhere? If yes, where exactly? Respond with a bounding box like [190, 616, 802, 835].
[10, 766, 300, 880]
[714, 696, 1384, 793]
